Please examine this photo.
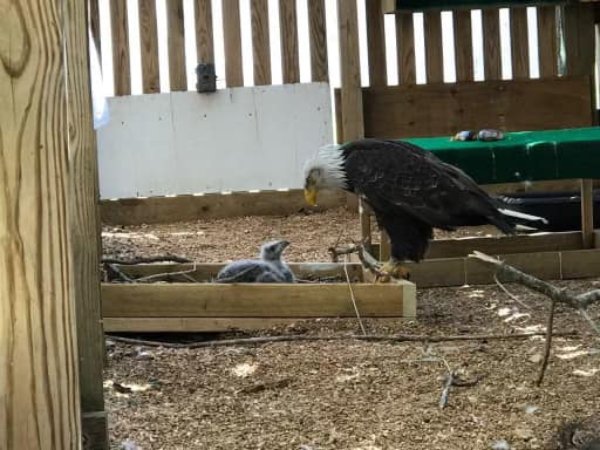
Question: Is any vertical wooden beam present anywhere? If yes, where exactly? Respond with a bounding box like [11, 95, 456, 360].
[222, 0, 244, 87]
[167, 0, 187, 91]
[366, 0, 387, 87]
[453, 10, 473, 82]
[139, 0, 161, 93]
[66, 0, 109, 448]
[251, 0, 271, 85]
[424, 11, 443, 84]
[280, 0, 300, 84]
[0, 1, 81, 448]
[581, 179, 595, 249]
[338, 0, 364, 142]
[195, 0, 215, 64]
[396, 12, 416, 84]
[510, 7, 529, 79]
[338, 0, 365, 218]
[563, 3, 595, 77]
[537, 6, 558, 77]
[110, 0, 131, 95]
[308, 0, 328, 82]
[482, 8, 501, 80]
[89, 0, 102, 61]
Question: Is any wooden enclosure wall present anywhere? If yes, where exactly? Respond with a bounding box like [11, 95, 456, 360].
[96, 0, 329, 95]
[333, 2, 596, 141]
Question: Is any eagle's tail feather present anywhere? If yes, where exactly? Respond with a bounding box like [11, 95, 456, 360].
[494, 207, 549, 234]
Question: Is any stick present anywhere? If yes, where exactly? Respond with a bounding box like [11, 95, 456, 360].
[107, 264, 135, 283]
[344, 262, 367, 335]
[105, 330, 579, 349]
[536, 297, 556, 386]
[439, 373, 454, 409]
[135, 264, 198, 283]
[101, 255, 192, 264]
[494, 274, 531, 310]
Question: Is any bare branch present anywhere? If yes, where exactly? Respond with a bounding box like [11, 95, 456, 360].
[105, 330, 579, 349]
[536, 297, 556, 386]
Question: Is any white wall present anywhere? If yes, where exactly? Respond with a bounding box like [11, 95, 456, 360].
[97, 83, 333, 199]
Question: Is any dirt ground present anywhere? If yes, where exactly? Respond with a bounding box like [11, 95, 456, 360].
[102, 208, 599, 450]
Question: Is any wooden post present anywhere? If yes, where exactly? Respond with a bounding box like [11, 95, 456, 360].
[337, 0, 365, 224]
[66, 0, 109, 448]
[0, 1, 81, 448]
[222, 0, 244, 87]
[308, 0, 328, 82]
[581, 179, 595, 249]
[251, 0, 272, 85]
[110, 0, 131, 95]
[139, 0, 161, 93]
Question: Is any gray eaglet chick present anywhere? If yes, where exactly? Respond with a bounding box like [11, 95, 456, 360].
[216, 240, 295, 283]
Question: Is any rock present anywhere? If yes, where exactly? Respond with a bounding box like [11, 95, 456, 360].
[529, 353, 543, 364]
[491, 439, 511, 450]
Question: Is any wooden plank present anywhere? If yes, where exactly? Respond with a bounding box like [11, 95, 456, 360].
[222, 0, 244, 87]
[563, 3, 595, 77]
[510, 7, 529, 79]
[195, 0, 215, 63]
[100, 188, 346, 225]
[407, 257, 466, 288]
[89, 0, 102, 60]
[424, 11, 443, 83]
[580, 179, 595, 248]
[167, 0, 187, 91]
[138, 0, 161, 93]
[66, 0, 108, 447]
[102, 282, 414, 318]
[110, 0, 131, 95]
[308, 0, 328, 82]
[279, 0, 300, 84]
[453, 10, 473, 82]
[82, 412, 109, 450]
[251, 0, 271, 85]
[426, 231, 582, 259]
[483, 179, 600, 195]
[537, 6, 558, 77]
[561, 248, 600, 279]
[366, 0, 387, 87]
[335, 76, 593, 139]
[0, 1, 81, 446]
[466, 251, 561, 285]
[482, 8, 501, 80]
[338, 0, 364, 142]
[104, 317, 309, 332]
[396, 12, 416, 84]
[110, 262, 365, 283]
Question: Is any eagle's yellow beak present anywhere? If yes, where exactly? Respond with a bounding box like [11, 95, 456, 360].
[304, 187, 318, 206]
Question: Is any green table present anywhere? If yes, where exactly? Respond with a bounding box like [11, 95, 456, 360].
[404, 127, 600, 185]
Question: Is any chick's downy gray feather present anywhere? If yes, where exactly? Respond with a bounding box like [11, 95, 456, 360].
[216, 240, 295, 283]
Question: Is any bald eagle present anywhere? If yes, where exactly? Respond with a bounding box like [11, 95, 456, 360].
[303, 139, 547, 279]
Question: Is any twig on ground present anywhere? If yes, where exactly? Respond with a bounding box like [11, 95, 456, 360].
[135, 264, 198, 283]
[105, 330, 579, 349]
[537, 297, 556, 386]
[439, 372, 454, 409]
[107, 264, 135, 283]
[328, 244, 359, 263]
[101, 256, 192, 264]
[494, 274, 531, 310]
[344, 262, 367, 335]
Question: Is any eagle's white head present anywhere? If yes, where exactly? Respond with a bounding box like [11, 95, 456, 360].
[302, 144, 347, 205]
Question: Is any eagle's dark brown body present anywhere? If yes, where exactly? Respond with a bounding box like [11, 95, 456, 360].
[341, 139, 519, 262]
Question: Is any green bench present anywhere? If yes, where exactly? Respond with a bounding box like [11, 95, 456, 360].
[406, 127, 600, 184]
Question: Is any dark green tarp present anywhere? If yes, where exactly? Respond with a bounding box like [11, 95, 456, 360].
[402, 127, 600, 184]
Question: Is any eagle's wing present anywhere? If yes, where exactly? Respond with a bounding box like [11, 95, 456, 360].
[343, 139, 502, 229]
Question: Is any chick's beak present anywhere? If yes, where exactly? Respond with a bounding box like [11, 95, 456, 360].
[304, 186, 318, 206]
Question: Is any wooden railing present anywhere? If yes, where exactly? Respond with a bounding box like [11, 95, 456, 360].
[90, 1, 594, 98]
